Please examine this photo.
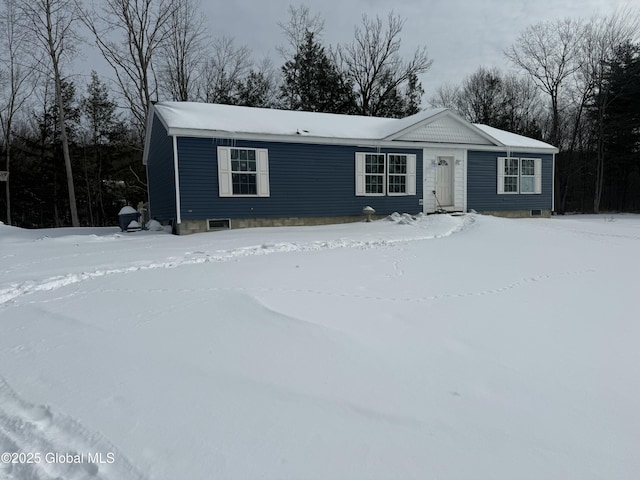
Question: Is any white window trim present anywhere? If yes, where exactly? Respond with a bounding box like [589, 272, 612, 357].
[497, 157, 541, 195]
[355, 152, 416, 197]
[217, 146, 270, 197]
[387, 153, 417, 196]
[519, 157, 542, 195]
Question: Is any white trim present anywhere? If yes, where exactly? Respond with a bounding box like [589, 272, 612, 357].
[519, 158, 541, 195]
[172, 136, 181, 225]
[462, 150, 468, 212]
[142, 107, 156, 166]
[356, 153, 416, 197]
[498, 157, 542, 195]
[256, 149, 270, 197]
[217, 146, 233, 196]
[356, 152, 386, 196]
[164, 128, 558, 154]
[424, 148, 465, 211]
[355, 153, 366, 196]
[552, 153, 556, 212]
[387, 153, 416, 196]
[385, 110, 501, 147]
[145, 161, 151, 219]
[217, 146, 270, 197]
[406, 154, 416, 196]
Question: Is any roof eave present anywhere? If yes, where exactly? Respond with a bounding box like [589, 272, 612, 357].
[163, 127, 557, 153]
[142, 104, 156, 166]
[165, 127, 388, 146]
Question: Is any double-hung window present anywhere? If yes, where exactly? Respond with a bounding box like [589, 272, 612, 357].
[388, 155, 408, 194]
[356, 153, 416, 196]
[365, 154, 386, 195]
[497, 157, 541, 194]
[217, 146, 270, 197]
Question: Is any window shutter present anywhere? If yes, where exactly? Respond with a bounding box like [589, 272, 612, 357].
[406, 154, 417, 195]
[257, 149, 270, 197]
[355, 153, 366, 196]
[217, 147, 232, 197]
[534, 158, 542, 194]
[497, 157, 505, 194]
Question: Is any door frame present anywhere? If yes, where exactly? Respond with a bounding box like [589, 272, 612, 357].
[423, 148, 467, 213]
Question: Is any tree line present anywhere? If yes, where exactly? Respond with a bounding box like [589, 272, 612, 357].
[431, 14, 640, 214]
[0, 1, 638, 228]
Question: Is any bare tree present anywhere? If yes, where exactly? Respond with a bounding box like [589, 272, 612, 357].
[457, 66, 505, 124]
[505, 18, 584, 148]
[81, 0, 177, 135]
[429, 68, 543, 138]
[0, 0, 37, 225]
[19, 0, 81, 226]
[158, 0, 208, 101]
[198, 36, 252, 104]
[428, 83, 461, 110]
[501, 73, 544, 137]
[277, 4, 325, 60]
[338, 12, 433, 116]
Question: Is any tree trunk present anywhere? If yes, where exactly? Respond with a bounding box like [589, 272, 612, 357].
[5, 141, 10, 225]
[593, 113, 606, 214]
[49, 25, 79, 226]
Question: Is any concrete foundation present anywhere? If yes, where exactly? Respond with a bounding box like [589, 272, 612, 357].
[480, 209, 552, 219]
[173, 214, 389, 235]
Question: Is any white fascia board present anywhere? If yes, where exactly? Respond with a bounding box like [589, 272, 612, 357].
[142, 106, 157, 166]
[165, 127, 557, 154]
[167, 127, 385, 147]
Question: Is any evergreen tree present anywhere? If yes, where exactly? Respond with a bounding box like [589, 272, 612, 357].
[595, 42, 640, 210]
[80, 71, 129, 225]
[280, 31, 354, 114]
[236, 70, 275, 108]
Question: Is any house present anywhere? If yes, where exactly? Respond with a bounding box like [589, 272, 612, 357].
[143, 102, 558, 234]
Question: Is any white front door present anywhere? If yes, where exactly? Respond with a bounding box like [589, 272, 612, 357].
[436, 156, 454, 207]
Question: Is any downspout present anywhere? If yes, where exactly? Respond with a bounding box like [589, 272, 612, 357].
[462, 150, 468, 213]
[552, 152, 556, 213]
[172, 136, 182, 228]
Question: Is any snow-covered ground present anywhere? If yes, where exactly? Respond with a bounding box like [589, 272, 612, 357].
[1, 213, 639, 480]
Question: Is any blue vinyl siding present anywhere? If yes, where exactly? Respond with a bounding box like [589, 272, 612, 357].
[177, 138, 423, 219]
[147, 115, 176, 221]
[467, 150, 553, 211]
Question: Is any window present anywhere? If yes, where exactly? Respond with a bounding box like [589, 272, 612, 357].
[355, 153, 416, 196]
[497, 157, 541, 194]
[217, 147, 270, 197]
[231, 148, 257, 195]
[365, 154, 385, 194]
[520, 158, 536, 193]
[388, 155, 408, 194]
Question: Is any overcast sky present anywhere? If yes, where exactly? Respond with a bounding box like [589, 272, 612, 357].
[198, 0, 635, 98]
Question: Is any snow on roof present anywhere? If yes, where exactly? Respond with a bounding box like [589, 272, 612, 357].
[154, 102, 446, 140]
[152, 101, 557, 151]
[474, 124, 556, 151]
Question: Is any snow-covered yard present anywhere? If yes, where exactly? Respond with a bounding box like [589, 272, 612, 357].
[1, 213, 639, 480]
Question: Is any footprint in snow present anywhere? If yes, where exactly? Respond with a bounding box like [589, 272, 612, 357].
[23, 404, 53, 428]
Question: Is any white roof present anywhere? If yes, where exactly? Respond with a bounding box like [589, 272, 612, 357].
[474, 124, 555, 151]
[150, 101, 557, 152]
